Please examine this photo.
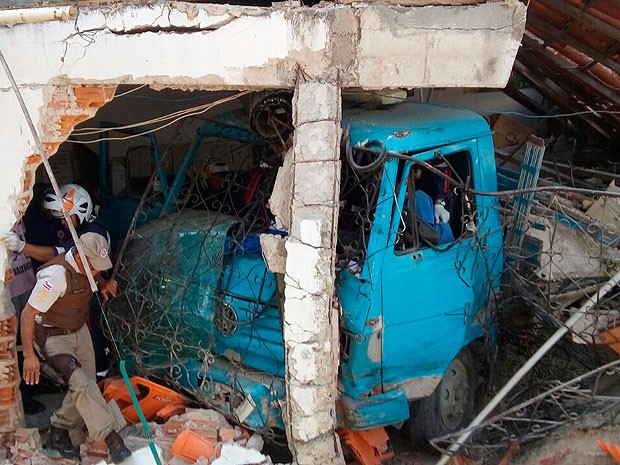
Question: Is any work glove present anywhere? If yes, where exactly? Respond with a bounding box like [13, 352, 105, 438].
[2, 231, 26, 253]
[434, 202, 450, 224]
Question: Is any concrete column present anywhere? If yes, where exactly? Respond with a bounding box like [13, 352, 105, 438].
[282, 81, 344, 465]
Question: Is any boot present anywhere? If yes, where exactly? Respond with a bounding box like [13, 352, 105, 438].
[45, 426, 78, 458]
[105, 430, 132, 464]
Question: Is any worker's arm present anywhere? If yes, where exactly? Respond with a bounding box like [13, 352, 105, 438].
[22, 243, 56, 263]
[3, 232, 56, 262]
[20, 304, 41, 385]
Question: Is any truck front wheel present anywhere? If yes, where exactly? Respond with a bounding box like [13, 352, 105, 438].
[406, 348, 480, 452]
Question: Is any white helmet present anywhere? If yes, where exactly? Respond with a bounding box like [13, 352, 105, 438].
[44, 184, 93, 225]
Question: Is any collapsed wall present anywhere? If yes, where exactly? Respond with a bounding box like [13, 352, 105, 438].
[0, 0, 526, 461]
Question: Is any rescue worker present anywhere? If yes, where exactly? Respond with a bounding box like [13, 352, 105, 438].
[20, 232, 132, 463]
[3, 184, 109, 269]
[22, 183, 67, 272]
[3, 184, 116, 373]
[5, 221, 46, 414]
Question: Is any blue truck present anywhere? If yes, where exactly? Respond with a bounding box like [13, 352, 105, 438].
[107, 100, 504, 446]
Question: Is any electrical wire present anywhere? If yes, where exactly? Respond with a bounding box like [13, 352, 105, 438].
[121, 91, 233, 103]
[112, 84, 148, 99]
[68, 90, 252, 143]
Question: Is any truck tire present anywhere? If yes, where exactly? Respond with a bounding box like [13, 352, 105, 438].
[406, 347, 479, 452]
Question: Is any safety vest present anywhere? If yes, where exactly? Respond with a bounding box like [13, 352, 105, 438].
[38, 253, 92, 330]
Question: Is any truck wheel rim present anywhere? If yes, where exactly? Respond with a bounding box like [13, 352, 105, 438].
[439, 358, 470, 431]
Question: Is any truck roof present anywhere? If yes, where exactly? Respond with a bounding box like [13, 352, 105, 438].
[343, 101, 492, 154]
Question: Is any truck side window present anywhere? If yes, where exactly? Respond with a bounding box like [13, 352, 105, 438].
[395, 150, 476, 252]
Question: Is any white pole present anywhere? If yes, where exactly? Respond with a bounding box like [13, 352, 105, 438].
[0, 6, 75, 27]
[435, 268, 620, 465]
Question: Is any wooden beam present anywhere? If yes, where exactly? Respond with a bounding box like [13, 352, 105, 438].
[503, 87, 547, 115]
[527, 15, 620, 76]
[536, 0, 620, 43]
[584, 0, 620, 11]
[521, 35, 620, 107]
[514, 58, 616, 141]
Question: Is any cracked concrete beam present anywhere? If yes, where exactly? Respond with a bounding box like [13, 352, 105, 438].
[93, 2, 264, 32]
[352, 2, 527, 87]
[0, 1, 525, 89]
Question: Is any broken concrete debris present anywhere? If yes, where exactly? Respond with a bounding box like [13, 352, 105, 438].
[499, 133, 620, 346]
[8, 404, 279, 465]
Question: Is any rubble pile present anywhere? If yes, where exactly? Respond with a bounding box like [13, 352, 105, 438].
[429, 132, 620, 465]
[498, 134, 620, 352]
[8, 406, 277, 465]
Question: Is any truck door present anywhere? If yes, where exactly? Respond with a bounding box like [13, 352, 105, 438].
[380, 142, 492, 393]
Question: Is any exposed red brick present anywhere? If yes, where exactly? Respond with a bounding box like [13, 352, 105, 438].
[58, 114, 89, 136]
[25, 154, 40, 165]
[21, 169, 33, 192]
[0, 318, 16, 338]
[47, 87, 71, 110]
[194, 428, 218, 441]
[74, 86, 115, 108]
[540, 448, 572, 465]
[0, 340, 16, 361]
[103, 86, 116, 101]
[14, 427, 42, 451]
[0, 387, 16, 405]
[0, 404, 22, 432]
[0, 361, 19, 385]
[17, 195, 31, 216]
[43, 142, 60, 156]
[218, 427, 238, 443]
[163, 419, 185, 436]
[40, 120, 59, 139]
[80, 437, 109, 458]
[0, 410, 9, 429]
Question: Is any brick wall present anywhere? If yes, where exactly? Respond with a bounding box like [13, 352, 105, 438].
[15, 85, 116, 215]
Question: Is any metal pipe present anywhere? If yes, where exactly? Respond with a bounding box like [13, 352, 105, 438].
[0, 6, 75, 27]
[0, 48, 97, 293]
[435, 267, 620, 465]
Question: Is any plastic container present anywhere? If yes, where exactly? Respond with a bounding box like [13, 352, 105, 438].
[170, 429, 216, 463]
[100, 376, 188, 423]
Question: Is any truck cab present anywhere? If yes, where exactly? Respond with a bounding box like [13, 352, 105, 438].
[336, 103, 503, 441]
[108, 101, 504, 444]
